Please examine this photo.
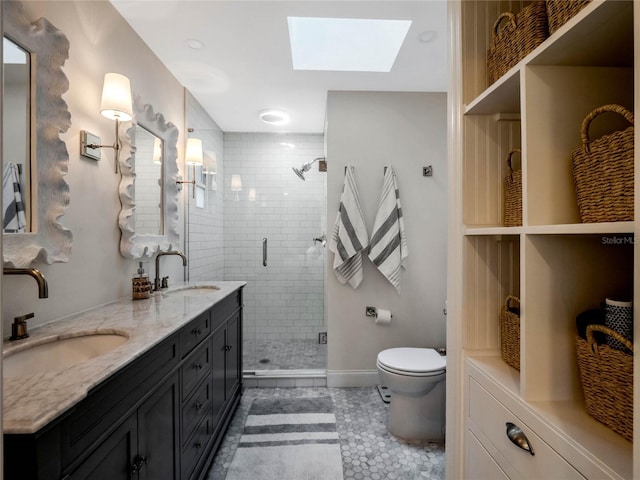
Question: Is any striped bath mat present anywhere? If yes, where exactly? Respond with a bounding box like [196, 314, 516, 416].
[225, 396, 344, 480]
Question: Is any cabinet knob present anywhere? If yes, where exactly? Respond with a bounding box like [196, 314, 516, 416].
[193, 363, 203, 370]
[131, 454, 147, 474]
[195, 401, 203, 411]
[194, 441, 203, 449]
[225, 345, 232, 351]
[192, 328, 202, 335]
[506, 422, 534, 456]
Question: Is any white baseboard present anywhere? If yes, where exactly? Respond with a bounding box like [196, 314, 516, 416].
[326, 370, 379, 387]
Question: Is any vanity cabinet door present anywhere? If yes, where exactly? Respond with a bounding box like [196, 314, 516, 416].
[211, 323, 227, 427]
[137, 372, 179, 480]
[225, 312, 241, 400]
[67, 415, 137, 480]
[69, 373, 178, 480]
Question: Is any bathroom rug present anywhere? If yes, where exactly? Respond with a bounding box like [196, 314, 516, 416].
[225, 396, 344, 480]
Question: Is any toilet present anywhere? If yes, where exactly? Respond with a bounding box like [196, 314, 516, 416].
[376, 347, 446, 441]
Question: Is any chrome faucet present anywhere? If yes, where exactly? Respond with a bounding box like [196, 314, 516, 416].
[154, 251, 187, 291]
[3, 268, 49, 298]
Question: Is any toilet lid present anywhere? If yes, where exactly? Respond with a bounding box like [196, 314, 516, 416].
[377, 348, 446, 374]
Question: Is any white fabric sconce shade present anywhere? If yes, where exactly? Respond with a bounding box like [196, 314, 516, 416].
[100, 73, 133, 121]
[186, 138, 203, 165]
[231, 174, 242, 191]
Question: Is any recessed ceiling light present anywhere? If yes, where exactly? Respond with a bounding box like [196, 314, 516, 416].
[186, 39, 204, 50]
[259, 109, 290, 125]
[287, 17, 412, 72]
[418, 30, 438, 43]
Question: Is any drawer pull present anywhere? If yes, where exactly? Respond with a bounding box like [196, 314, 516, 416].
[192, 328, 202, 335]
[506, 422, 535, 456]
[194, 441, 203, 449]
[131, 454, 147, 473]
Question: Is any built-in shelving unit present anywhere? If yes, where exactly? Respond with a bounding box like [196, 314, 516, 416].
[447, 1, 636, 479]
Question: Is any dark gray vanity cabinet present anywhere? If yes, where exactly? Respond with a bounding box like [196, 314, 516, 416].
[69, 372, 179, 480]
[4, 287, 244, 480]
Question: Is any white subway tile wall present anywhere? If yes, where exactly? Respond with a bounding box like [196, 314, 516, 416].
[186, 93, 225, 281]
[224, 133, 326, 341]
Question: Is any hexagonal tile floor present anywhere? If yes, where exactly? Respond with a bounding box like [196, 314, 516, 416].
[207, 387, 445, 480]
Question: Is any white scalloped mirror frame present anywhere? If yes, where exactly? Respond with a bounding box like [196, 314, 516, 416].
[3, 0, 73, 267]
[118, 98, 180, 259]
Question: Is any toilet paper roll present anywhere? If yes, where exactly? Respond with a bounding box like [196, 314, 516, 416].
[375, 309, 392, 325]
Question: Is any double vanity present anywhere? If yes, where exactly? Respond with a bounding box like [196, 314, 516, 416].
[3, 281, 245, 480]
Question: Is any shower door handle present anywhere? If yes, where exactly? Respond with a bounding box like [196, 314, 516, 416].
[262, 238, 267, 266]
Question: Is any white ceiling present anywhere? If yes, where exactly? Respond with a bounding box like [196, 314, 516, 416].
[111, 0, 448, 134]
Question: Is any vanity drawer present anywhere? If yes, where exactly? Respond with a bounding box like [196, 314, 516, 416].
[182, 377, 212, 445]
[468, 378, 585, 480]
[182, 413, 214, 480]
[212, 288, 241, 328]
[182, 341, 212, 401]
[180, 310, 211, 358]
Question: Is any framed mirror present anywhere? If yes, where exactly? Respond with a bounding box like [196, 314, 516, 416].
[3, 0, 72, 267]
[119, 98, 180, 259]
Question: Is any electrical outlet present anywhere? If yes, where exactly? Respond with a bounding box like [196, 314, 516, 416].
[318, 332, 327, 344]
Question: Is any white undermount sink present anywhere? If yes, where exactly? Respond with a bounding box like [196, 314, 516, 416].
[3, 333, 129, 378]
[161, 285, 220, 296]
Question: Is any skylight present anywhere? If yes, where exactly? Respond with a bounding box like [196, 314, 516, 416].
[287, 17, 412, 72]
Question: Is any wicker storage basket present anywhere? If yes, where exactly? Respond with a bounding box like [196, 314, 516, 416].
[572, 104, 634, 223]
[487, 2, 548, 85]
[500, 296, 520, 370]
[547, 0, 591, 35]
[575, 324, 633, 442]
[504, 149, 522, 227]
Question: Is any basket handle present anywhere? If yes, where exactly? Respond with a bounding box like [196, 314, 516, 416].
[580, 104, 635, 154]
[504, 295, 520, 309]
[506, 148, 521, 174]
[493, 12, 517, 39]
[585, 324, 633, 355]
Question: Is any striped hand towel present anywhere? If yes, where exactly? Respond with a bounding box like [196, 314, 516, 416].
[368, 166, 408, 292]
[328, 166, 369, 288]
[2, 163, 26, 234]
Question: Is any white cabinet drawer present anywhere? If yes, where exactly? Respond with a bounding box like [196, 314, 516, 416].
[466, 429, 510, 480]
[468, 378, 585, 480]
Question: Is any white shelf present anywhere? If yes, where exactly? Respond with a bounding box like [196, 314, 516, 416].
[465, 222, 634, 236]
[463, 0, 633, 117]
[466, 355, 520, 398]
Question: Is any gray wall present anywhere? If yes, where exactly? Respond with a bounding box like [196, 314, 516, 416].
[325, 91, 447, 386]
[3, 1, 186, 332]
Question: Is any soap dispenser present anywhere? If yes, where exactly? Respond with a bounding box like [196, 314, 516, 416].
[132, 262, 152, 300]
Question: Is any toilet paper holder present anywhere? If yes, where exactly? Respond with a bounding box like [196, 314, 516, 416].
[366, 306, 392, 319]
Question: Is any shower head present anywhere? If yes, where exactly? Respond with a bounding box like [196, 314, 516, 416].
[292, 165, 307, 180]
[292, 157, 325, 181]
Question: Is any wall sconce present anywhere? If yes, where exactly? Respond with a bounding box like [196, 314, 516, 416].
[203, 151, 217, 191]
[231, 174, 242, 201]
[177, 138, 203, 198]
[80, 73, 133, 174]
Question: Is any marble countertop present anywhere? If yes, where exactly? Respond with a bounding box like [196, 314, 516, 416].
[2, 280, 246, 434]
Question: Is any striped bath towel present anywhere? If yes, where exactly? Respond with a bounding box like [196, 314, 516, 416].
[328, 165, 369, 288]
[2, 163, 26, 233]
[368, 166, 408, 292]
